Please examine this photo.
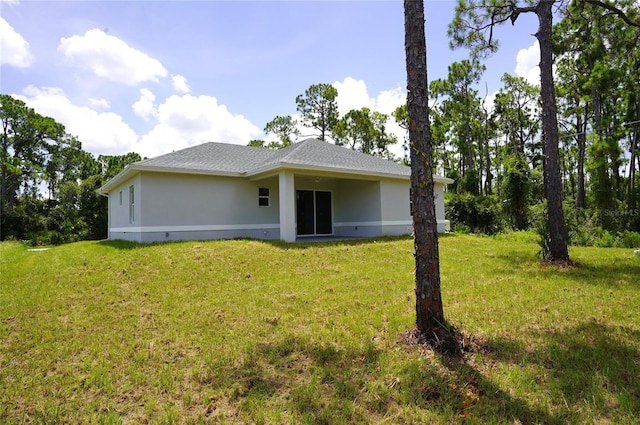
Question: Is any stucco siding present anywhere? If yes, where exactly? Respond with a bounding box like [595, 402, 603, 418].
[379, 179, 412, 236]
[333, 180, 381, 223]
[107, 175, 141, 231]
[106, 170, 450, 242]
[108, 173, 281, 241]
[139, 173, 279, 227]
[434, 183, 446, 222]
[333, 180, 382, 237]
[380, 180, 411, 221]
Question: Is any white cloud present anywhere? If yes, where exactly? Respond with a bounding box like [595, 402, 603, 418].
[134, 94, 261, 158]
[57, 29, 168, 85]
[515, 41, 540, 86]
[0, 17, 34, 68]
[332, 77, 405, 117]
[482, 91, 497, 115]
[375, 86, 405, 115]
[333, 77, 373, 115]
[89, 98, 110, 109]
[171, 74, 190, 94]
[132, 88, 158, 121]
[17, 86, 138, 155]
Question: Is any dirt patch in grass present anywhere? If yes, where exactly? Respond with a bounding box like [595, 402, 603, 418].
[541, 258, 579, 268]
[399, 326, 491, 358]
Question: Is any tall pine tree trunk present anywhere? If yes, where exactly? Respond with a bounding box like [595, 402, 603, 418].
[537, 0, 569, 261]
[629, 92, 639, 209]
[404, 0, 444, 334]
[576, 111, 587, 212]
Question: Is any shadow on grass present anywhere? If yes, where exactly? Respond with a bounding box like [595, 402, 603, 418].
[468, 320, 640, 422]
[541, 321, 640, 417]
[544, 261, 640, 288]
[187, 313, 639, 424]
[198, 333, 382, 423]
[432, 358, 563, 424]
[493, 248, 640, 288]
[97, 234, 414, 251]
[197, 319, 640, 424]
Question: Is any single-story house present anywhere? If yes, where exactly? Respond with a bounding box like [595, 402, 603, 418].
[99, 138, 453, 243]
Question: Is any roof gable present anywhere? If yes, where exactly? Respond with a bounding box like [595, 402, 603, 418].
[134, 142, 277, 174]
[248, 138, 410, 177]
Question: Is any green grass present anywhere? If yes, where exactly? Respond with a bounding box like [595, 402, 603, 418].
[1, 233, 639, 424]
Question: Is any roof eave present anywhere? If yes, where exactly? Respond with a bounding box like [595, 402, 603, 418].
[434, 176, 455, 184]
[99, 165, 139, 194]
[134, 165, 244, 178]
[99, 165, 245, 194]
[247, 162, 409, 181]
[248, 161, 454, 184]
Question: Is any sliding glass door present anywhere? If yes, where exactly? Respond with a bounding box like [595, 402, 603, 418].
[296, 190, 332, 236]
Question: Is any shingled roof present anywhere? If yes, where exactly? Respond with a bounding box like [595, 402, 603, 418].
[100, 138, 452, 193]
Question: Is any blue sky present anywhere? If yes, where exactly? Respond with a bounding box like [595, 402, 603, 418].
[1, 0, 541, 159]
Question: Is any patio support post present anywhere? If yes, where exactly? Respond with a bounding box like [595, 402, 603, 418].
[279, 171, 296, 242]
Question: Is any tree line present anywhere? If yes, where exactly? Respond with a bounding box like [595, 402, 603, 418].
[253, 0, 640, 253]
[2, 1, 638, 248]
[405, 0, 639, 343]
[1, 94, 140, 245]
[444, 0, 640, 253]
[249, 83, 398, 160]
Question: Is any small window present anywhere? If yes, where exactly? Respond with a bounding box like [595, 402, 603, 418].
[258, 187, 270, 207]
[119, 191, 123, 206]
[129, 185, 135, 223]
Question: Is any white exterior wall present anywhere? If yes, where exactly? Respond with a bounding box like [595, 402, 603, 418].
[377, 179, 449, 235]
[379, 179, 413, 236]
[106, 175, 142, 242]
[108, 172, 280, 242]
[434, 182, 450, 232]
[106, 171, 450, 243]
[333, 180, 382, 237]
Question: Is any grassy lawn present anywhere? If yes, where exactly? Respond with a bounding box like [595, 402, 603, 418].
[1, 233, 639, 424]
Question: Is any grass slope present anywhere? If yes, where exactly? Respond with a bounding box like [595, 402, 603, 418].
[1, 234, 639, 424]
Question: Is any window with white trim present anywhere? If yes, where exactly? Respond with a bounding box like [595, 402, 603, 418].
[129, 185, 135, 223]
[258, 187, 270, 207]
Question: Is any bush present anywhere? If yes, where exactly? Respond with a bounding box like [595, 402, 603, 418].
[571, 226, 640, 249]
[452, 224, 471, 234]
[445, 193, 503, 235]
[593, 229, 619, 248]
[502, 154, 531, 230]
[530, 202, 551, 260]
[621, 230, 640, 248]
[567, 207, 640, 248]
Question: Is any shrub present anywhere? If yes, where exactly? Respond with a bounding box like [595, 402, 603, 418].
[621, 230, 640, 248]
[445, 193, 503, 235]
[501, 154, 531, 230]
[530, 202, 551, 260]
[593, 229, 618, 248]
[452, 224, 471, 234]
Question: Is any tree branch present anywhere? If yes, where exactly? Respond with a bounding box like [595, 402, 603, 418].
[510, 5, 537, 25]
[583, 0, 640, 28]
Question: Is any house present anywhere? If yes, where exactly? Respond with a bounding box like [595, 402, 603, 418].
[99, 138, 453, 243]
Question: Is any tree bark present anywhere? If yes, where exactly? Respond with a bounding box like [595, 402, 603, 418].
[537, 0, 570, 261]
[629, 92, 639, 208]
[404, 0, 445, 333]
